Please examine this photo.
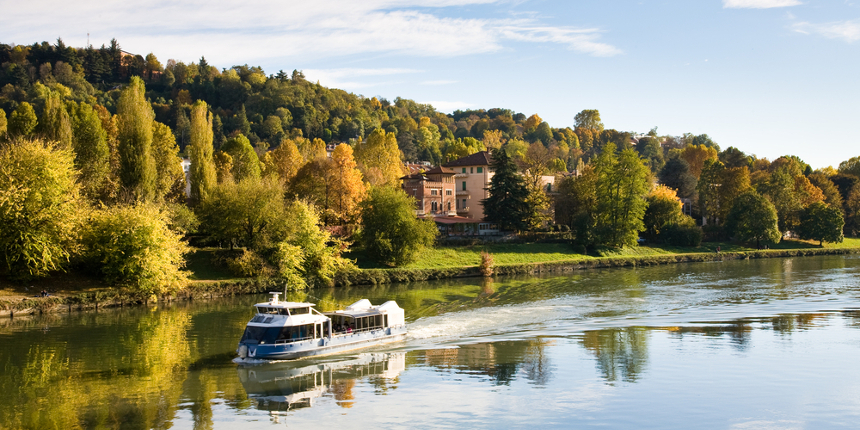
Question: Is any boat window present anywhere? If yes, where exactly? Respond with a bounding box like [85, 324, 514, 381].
[384, 314, 389, 327]
[256, 306, 279, 315]
[240, 326, 267, 343]
[290, 307, 310, 315]
[279, 309, 290, 315]
[276, 324, 317, 342]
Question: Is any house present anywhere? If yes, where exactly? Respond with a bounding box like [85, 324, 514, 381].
[400, 166, 457, 216]
[442, 151, 495, 221]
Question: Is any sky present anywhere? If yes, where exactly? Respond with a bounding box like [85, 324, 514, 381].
[1, 0, 858, 168]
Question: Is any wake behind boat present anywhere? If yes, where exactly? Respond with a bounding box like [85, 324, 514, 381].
[236, 293, 407, 361]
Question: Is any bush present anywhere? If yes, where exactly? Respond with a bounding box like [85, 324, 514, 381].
[83, 204, 190, 294]
[479, 251, 494, 277]
[663, 223, 703, 247]
[227, 249, 273, 278]
[359, 187, 438, 266]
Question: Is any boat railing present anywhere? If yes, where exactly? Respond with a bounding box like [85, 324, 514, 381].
[274, 336, 316, 344]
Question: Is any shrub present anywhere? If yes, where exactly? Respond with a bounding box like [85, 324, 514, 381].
[663, 223, 703, 247]
[83, 204, 190, 294]
[359, 186, 438, 266]
[479, 251, 494, 277]
[227, 249, 273, 278]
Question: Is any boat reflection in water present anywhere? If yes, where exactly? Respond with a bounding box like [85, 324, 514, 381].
[238, 352, 405, 418]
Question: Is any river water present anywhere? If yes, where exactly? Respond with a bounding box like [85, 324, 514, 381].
[2, 255, 860, 429]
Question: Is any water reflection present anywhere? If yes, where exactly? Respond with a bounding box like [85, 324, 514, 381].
[418, 339, 554, 386]
[238, 353, 404, 417]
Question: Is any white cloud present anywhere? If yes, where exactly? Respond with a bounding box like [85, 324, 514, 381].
[421, 80, 458, 85]
[792, 19, 860, 42]
[723, 0, 801, 8]
[0, 0, 621, 67]
[302, 68, 420, 89]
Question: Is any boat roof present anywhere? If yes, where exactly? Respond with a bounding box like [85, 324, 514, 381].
[255, 301, 315, 309]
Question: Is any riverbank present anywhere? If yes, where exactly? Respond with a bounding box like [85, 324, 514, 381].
[2, 238, 859, 317]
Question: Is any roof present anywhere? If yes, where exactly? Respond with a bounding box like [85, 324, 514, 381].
[400, 165, 455, 180]
[443, 151, 493, 168]
[255, 301, 315, 309]
[423, 216, 482, 224]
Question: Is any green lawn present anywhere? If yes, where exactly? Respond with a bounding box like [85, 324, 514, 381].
[352, 238, 860, 271]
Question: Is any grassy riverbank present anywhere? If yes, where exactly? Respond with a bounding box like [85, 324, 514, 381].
[2, 238, 860, 316]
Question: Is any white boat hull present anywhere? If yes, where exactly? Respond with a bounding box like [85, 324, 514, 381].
[238, 326, 407, 361]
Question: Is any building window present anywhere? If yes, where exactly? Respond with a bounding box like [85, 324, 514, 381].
[448, 201, 451, 211]
[462, 199, 467, 209]
[446, 190, 452, 196]
[477, 167, 483, 173]
[470, 167, 474, 173]
[431, 189, 438, 196]
[432, 201, 438, 211]
[462, 181, 466, 191]
[462, 168, 466, 174]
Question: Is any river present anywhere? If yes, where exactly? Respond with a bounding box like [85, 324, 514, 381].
[2, 254, 860, 429]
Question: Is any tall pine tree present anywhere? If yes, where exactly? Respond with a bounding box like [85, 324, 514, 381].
[482, 150, 529, 231]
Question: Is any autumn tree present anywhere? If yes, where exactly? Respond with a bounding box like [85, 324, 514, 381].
[69, 102, 110, 200]
[327, 144, 366, 226]
[117, 76, 157, 202]
[354, 128, 404, 187]
[593, 146, 650, 247]
[151, 122, 185, 202]
[838, 156, 860, 178]
[679, 144, 718, 179]
[808, 173, 843, 209]
[643, 185, 687, 239]
[0, 139, 82, 279]
[697, 160, 751, 225]
[189, 100, 217, 203]
[262, 138, 303, 185]
[659, 156, 698, 202]
[797, 202, 844, 246]
[0, 108, 7, 138]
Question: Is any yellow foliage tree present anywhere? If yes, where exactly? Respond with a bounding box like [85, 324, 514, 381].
[680, 144, 718, 179]
[354, 128, 404, 187]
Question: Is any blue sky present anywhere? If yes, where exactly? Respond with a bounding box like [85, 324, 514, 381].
[2, 0, 858, 168]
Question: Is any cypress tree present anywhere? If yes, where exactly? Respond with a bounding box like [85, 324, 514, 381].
[117, 76, 157, 202]
[189, 100, 217, 203]
[482, 150, 530, 231]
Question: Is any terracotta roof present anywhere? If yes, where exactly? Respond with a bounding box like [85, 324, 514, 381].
[425, 166, 455, 175]
[443, 151, 493, 168]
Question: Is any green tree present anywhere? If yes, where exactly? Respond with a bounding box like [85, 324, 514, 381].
[658, 156, 697, 202]
[724, 190, 781, 248]
[8, 102, 38, 137]
[82, 204, 189, 294]
[189, 100, 217, 203]
[808, 173, 843, 209]
[0, 108, 7, 138]
[594, 146, 649, 247]
[117, 76, 157, 202]
[797, 201, 844, 246]
[635, 136, 664, 173]
[39, 91, 73, 148]
[0, 139, 82, 279]
[555, 166, 598, 245]
[221, 134, 261, 181]
[197, 177, 289, 250]
[482, 149, 530, 232]
[151, 122, 186, 202]
[574, 109, 604, 131]
[69, 102, 110, 201]
[359, 186, 437, 266]
[839, 156, 860, 178]
[283, 200, 352, 286]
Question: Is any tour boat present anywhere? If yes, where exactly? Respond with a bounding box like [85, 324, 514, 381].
[236, 293, 407, 361]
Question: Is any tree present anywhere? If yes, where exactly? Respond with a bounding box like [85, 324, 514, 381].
[724, 191, 781, 248]
[197, 177, 289, 250]
[482, 149, 530, 231]
[354, 128, 403, 187]
[262, 138, 303, 185]
[635, 136, 664, 173]
[359, 186, 437, 266]
[643, 185, 686, 239]
[797, 201, 844, 246]
[719, 147, 752, 169]
[555, 166, 598, 245]
[189, 100, 216, 203]
[659, 156, 697, 201]
[283, 200, 352, 286]
[151, 122, 185, 202]
[39, 91, 73, 148]
[221, 134, 261, 181]
[593, 146, 650, 247]
[117, 76, 157, 202]
[838, 156, 860, 178]
[0, 139, 82, 279]
[697, 160, 751, 225]
[0, 108, 6, 139]
[808, 173, 843, 209]
[69, 102, 110, 200]
[8, 102, 38, 137]
[574, 109, 604, 131]
[679, 144, 718, 179]
[82, 204, 189, 294]
[327, 144, 366, 226]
